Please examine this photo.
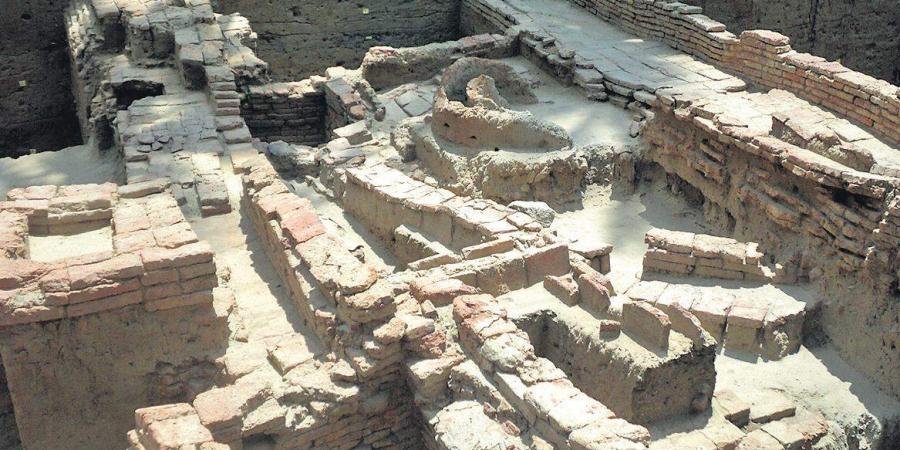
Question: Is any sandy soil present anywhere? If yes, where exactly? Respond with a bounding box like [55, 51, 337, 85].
[28, 225, 113, 262]
[0, 141, 123, 199]
[552, 181, 709, 287]
[505, 57, 636, 148]
[648, 346, 900, 448]
[188, 166, 326, 351]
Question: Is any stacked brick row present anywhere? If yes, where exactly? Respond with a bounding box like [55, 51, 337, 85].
[65, 0, 111, 145]
[239, 156, 421, 449]
[341, 164, 543, 251]
[466, 0, 899, 147]
[562, 0, 899, 146]
[451, 293, 652, 449]
[422, 241, 572, 297]
[643, 228, 775, 282]
[726, 30, 900, 145]
[626, 280, 805, 359]
[519, 30, 578, 87]
[323, 77, 368, 132]
[644, 98, 893, 276]
[240, 81, 327, 146]
[0, 183, 218, 327]
[570, 0, 734, 64]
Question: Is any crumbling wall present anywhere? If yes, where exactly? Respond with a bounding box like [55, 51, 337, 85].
[0, 0, 82, 157]
[684, 0, 900, 84]
[517, 310, 717, 424]
[233, 158, 422, 449]
[641, 103, 900, 398]
[0, 304, 228, 450]
[214, 0, 463, 80]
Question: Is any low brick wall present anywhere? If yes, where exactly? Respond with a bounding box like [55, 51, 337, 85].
[462, 0, 899, 146]
[643, 228, 775, 282]
[725, 31, 899, 145]
[451, 293, 652, 447]
[0, 181, 218, 326]
[341, 164, 542, 251]
[240, 81, 327, 146]
[563, 0, 899, 144]
[237, 156, 419, 448]
[626, 280, 806, 359]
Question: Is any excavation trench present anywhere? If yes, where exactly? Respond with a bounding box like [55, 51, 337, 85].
[503, 286, 717, 425]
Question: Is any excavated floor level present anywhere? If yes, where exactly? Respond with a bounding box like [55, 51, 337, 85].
[0, 0, 898, 449]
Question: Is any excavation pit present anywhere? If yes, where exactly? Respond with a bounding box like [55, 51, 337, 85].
[0, 0, 898, 448]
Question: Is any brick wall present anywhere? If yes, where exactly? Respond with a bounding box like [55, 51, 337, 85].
[214, 0, 462, 80]
[684, 0, 900, 85]
[240, 81, 327, 146]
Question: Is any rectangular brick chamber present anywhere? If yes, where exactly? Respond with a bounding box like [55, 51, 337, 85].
[0, 181, 218, 327]
[513, 308, 717, 424]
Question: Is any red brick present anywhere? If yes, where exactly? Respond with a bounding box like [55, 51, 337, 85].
[281, 209, 326, 245]
[178, 262, 217, 280]
[145, 282, 182, 301]
[145, 291, 214, 312]
[141, 242, 214, 271]
[181, 274, 218, 294]
[68, 253, 143, 290]
[153, 222, 199, 249]
[523, 243, 570, 285]
[577, 273, 611, 312]
[141, 269, 180, 286]
[409, 278, 478, 307]
[0, 259, 52, 290]
[67, 290, 142, 317]
[68, 278, 142, 304]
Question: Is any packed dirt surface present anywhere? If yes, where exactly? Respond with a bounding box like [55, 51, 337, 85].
[0, 142, 123, 199]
